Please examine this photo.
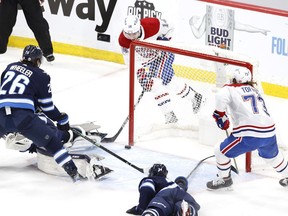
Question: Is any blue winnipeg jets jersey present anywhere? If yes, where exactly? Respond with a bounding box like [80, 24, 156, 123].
[0, 61, 61, 120]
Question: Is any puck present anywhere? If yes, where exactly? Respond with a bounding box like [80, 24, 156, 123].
[125, 145, 131, 149]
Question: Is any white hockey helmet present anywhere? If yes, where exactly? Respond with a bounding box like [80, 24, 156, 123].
[231, 67, 252, 84]
[123, 15, 141, 40]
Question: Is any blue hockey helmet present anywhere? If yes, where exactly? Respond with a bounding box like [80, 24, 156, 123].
[148, 163, 168, 177]
[22, 45, 43, 67]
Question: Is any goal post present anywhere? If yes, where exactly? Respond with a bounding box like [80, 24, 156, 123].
[128, 39, 259, 172]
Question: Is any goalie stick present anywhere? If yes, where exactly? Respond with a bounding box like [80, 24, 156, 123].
[101, 90, 145, 143]
[186, 155, 239, 179]
[71, 128, 145, 173]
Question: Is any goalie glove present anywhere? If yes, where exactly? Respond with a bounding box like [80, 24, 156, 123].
[213, 110, 230, 130]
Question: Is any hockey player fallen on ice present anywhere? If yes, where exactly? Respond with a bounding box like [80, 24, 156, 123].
[0, 45, 100, 182]
[207, 67, 288, 190]
[118, 15, 205, 124]
[126, 163, 200, 216]
[4, 112, 112, 181]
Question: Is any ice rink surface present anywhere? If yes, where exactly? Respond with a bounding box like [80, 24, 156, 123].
[0, 48, 288, 216]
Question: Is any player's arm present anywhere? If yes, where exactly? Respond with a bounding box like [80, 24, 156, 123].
[157, 18, 174, 40]
[234, 21, 270, 35]
[36, 74, 69, 130]
[213, 88, 230, 130]
[189, 14, 206, 39]
[118, 32, 131, 65]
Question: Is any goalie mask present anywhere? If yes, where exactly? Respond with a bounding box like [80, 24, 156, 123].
[148, 163, 168, 177]
[123, 15, 141, 40]
[231, 67, 252, 84]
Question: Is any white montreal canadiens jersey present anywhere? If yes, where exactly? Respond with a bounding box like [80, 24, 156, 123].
[215, 84, 275, 138]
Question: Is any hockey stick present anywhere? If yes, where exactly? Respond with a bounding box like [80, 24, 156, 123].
[186, 155, 215, 179]
[71, 128, 145, 173]
[186, 154, 239, 179]
[225, 130, 239, 173]
[101, 90, 145, 143]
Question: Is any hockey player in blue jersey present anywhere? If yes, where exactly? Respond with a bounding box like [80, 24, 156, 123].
[126, 163, 200, 216]
[0, 45, 83, 182]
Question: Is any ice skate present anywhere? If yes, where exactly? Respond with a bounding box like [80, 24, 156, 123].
[192, 92, 205, 114]
[71, 172, 87, 183]
[62, 160, 87, 183]
[206, 174, 233, 191]
[44, 53, 55, 62]
[279, 177, 288, 187]
[165, 111, 178, 124]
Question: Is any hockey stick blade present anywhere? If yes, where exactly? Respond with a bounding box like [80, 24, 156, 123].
[71, 128, 145, 173]
[231, 165, 239, 174]
[101, 121, 126, 143]
[101, 90, 145, 143]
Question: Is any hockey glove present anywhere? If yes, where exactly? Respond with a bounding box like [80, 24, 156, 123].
[213, 110, 230, 130]
[56, 112, 70, 131]
[126, 206, 144, 215]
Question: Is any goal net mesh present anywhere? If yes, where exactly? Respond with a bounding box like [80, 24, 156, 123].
[128, 40, 261, 172]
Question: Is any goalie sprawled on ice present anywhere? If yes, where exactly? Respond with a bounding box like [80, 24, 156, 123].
[5, 117, 113, 181]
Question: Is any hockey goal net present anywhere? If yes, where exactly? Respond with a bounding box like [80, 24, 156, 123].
[128, 39, 261, 172]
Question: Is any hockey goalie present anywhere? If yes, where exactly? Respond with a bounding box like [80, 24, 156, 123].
[4, 120, 113, 181]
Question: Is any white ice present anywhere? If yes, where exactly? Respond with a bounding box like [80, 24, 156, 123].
[0, 48, 288, 216]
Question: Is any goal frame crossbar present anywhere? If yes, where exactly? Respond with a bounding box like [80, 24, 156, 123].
[128, 40, 253, 172]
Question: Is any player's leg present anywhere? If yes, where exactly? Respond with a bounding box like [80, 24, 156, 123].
[151, 78, 178, 124]
[167, 77, 205, 114]
[0, 0, 18, 53]
[15, 110, 83, 182]
[207, 136, 255, 190]
[257, 135, 288, 187]
[159, 52, 205, 114]
[136, 67, 177, 124]
[19, 0, 54, 61]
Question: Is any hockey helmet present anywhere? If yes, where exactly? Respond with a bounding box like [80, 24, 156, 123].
[148, 163, 168, 177]
[22, 45, 43, 67]
[231, 67, 252, 84]
[123, 15, 141, 40]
